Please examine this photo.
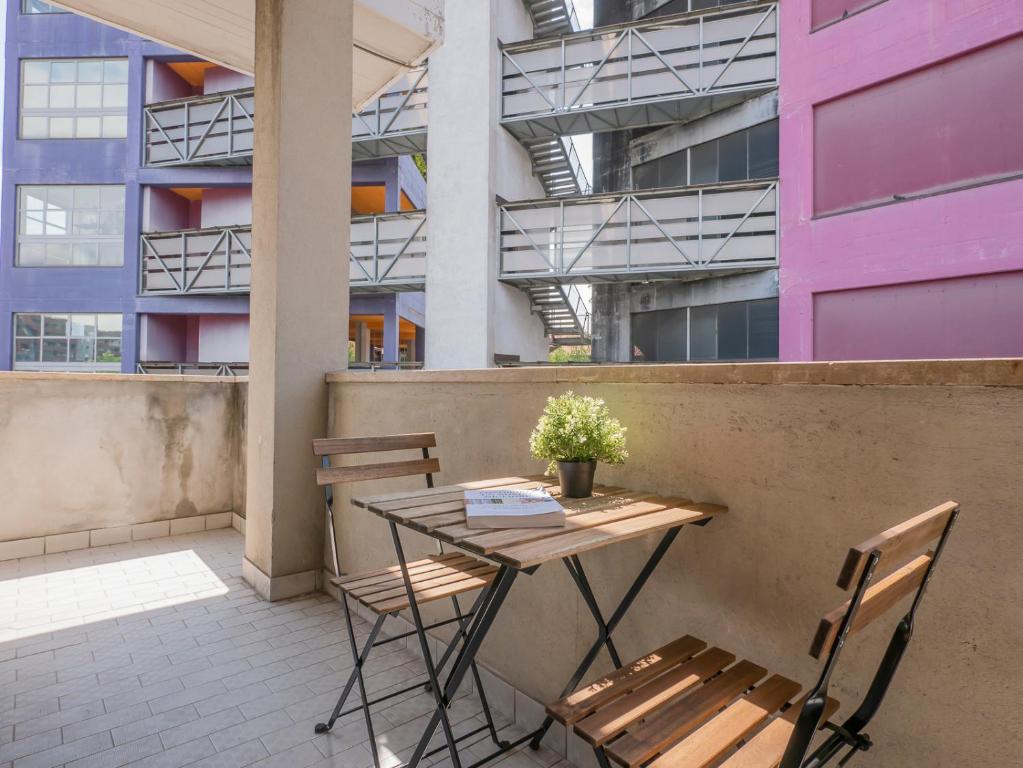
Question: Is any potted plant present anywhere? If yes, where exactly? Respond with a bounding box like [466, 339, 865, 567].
[529, 391, 628, 498]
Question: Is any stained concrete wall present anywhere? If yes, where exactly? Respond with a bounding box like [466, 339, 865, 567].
[326, 359, 1023, 768]
[0, 373, 247, 541]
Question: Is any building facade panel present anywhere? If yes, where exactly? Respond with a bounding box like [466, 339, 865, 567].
[778, 0, 1023, 360]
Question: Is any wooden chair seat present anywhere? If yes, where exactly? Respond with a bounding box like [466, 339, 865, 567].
[548, 635, 838, 768]
[331, 552, 497, 615]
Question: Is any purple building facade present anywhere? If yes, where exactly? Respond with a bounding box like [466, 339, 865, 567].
[1, 0, 426, 374]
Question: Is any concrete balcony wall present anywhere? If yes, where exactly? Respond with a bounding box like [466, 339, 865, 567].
[325, 359, 1023, 768]
[0, 372, 247, 547]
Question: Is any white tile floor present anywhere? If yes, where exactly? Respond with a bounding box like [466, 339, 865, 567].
[0, 529, 570, 768]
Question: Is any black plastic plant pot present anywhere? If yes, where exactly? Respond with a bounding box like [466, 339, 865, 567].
[558, 459, 597, 498]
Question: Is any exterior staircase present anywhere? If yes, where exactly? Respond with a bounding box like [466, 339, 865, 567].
[522, 136, 591, 197]
[522, 0, 579, 37]
[524, 284, 591, 346]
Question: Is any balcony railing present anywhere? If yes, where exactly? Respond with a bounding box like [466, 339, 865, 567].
[500, 2, 778, 138]
[140, 226, 252, 295]
[137, 362, 248, 376]
[499, 180, 778, 283]
[352, 66, 429, 160]
[143, 89, 255, 167]
[350, 211, 428, 292]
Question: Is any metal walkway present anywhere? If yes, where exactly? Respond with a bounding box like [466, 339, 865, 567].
[524, 283, 591, 345]
[500, 2, 778, 139]
[499, 180, 778, 284]
[140, 226, 252, 295]
[349, 210, 428, 293]
[352, 66, 429, 160]
[522, 0, 580, 37]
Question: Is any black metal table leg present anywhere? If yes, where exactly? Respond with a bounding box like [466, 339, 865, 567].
[529, 526, 684, 750]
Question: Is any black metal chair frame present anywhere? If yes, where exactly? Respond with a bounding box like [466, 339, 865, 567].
[315, 444, 506, 768]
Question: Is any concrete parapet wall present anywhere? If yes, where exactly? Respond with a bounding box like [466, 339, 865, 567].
[326, 359, 1023, 768]
[0, 373, 247, 544]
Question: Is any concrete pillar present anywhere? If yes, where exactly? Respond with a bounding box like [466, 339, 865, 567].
[354, 321, 371, 362]
[424, 0, 548, 369]
[243, 0, 352, 601]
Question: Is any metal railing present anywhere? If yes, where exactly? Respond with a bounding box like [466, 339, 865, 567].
[348, 361, 425, 371]
[499, 180, 778, 282]
[140, 226, 252, 295]
[144, 88, 255, 167]
[353, 66, 429, 159]
[563, 283, 592, 336]
[137, 362, 248, 376]
[501, 2, 778, 137]
[350, 210, 428, 292]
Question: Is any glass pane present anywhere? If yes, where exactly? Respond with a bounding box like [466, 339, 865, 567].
[689, 141, 717, 185]
[77, 60, 104, 83]
[717, 302, 748, 360]
[74, 210, 100, 235]
[99, 241, 123, 266]
[655, 309, 687, 362]
[630, 312, 657, 362]
[50, 61, 76, 82]
[70, 338, 96, 362]
[97, 314, 122, 337]
[21, 187, 45, 210]
[103, 84, 128, 108]
[22, 210, 45, 235]
[718, 131, 749, 183]
[690, 305, 717, 360]
[47, 187, 73, 209]
[15, 314, 42, 337]
[748, 120, 779, 179]
[15, 338, 41, 362]
[100, 186, 125, 209]
[45, 209, 68, 235]
[96, 338, 122, 363]
[103, 60, 129, 83]
[657, 152, 686, 188]
[43, 314, 68, 336]
[70, 314, 97, 337]
[76, 116, 102, 138]
[102, 114, 127, 138]
[49, 116, 74, 138]
[72, 242, 99, 265]
[74, 186, 100, 208]
[42, 338, 68, 362]
[100, 210, 124, 235]
[49, 84, 75, 107]
[632, 159, 658, 191]
[46, 242, 71, 264]
[21, 115, 48, 137]
[17, 242, 46, 265]
[22, 84, 48, 108]
[748, 299, 779, 359]
[23, 60, 50, 84]
[76, 84, 103, 108]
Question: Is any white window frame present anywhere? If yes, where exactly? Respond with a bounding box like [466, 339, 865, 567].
[20, 57, 129, 139]
[13, 312, 124, 372]
[16, 184, 126, 268]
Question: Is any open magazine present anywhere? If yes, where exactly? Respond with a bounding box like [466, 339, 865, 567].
[464, 487, 566, 529]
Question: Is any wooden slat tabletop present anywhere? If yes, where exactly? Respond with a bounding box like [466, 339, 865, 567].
[351, 476, 727, 570]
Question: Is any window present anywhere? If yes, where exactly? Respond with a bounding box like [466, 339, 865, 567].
[13, 313, 123, 371]
[631, 298, 778, 362]
[20, 58, 129, 139]
[633, 120, 778, 190]
[21, 0, 68, 13]
[17, 185, 126, 267]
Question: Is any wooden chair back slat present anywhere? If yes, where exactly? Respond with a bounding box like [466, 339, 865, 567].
[836, 501, 958, 589]
[317, 457, 440, 487]
[810, 552, 933, 659]
[313, 433, 436, 456]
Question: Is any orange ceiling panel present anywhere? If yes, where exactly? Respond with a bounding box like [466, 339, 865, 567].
[351, 185, 386, 215]
[167, 61, 216, 88]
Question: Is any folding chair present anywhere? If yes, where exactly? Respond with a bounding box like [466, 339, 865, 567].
[312, 433, 505, 768]
[545, 501, 960, 768]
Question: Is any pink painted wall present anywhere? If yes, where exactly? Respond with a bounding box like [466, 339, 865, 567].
[139, 314, 187, 361]
[197, 315, 249, 362]
[778, 0, 1023, 361]
[200, 187, 252, 228]
[204, 66, 254, 95]
[814, 271, 1023, 360]
[145, 61, 196, 104]
[143, 187, 190, 232]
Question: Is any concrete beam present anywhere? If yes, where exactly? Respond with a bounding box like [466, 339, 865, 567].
[629, 91, 779, 167]
[243, 0, 353, 601]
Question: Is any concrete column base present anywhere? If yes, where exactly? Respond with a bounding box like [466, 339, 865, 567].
[242, 556, 321, 602]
